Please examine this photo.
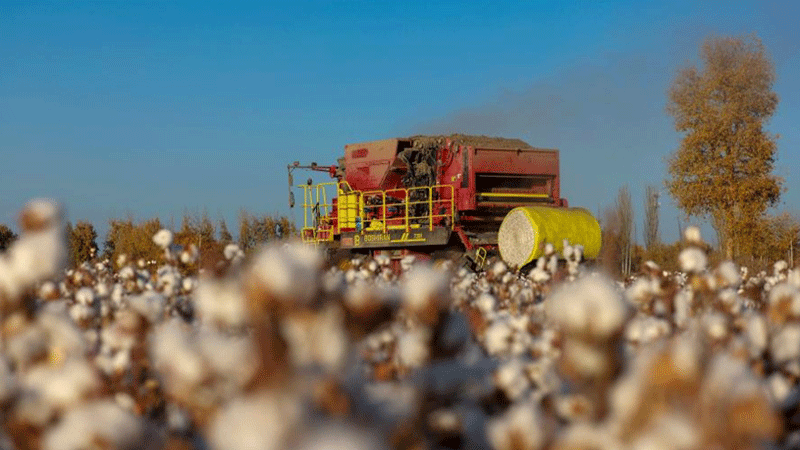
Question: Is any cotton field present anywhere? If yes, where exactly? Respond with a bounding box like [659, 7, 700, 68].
[2, 199, 800, 450]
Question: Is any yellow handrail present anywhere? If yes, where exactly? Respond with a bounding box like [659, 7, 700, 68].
[298, 182, 455, 244]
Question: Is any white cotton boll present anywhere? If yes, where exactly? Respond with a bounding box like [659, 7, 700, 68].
[119, 266, 135, 281]
[2, 226, 67, 299]
[486, 400, 546, 450]
[775, 260, 789, 275]
[19, 359, 99, 423]
[625, 278, 652, 305]
[194, 278, 247, 328]
[625, 316, 671, 345]
[6, 325, 47, 369]
[296, 423, 382, 450]
[128, 292, 166, 323]
[495, 360, 530, 400]
[111, 283, 124, 305]
[397, 327, 431, 368]
[402, 266, 449, 311]
[198, 330, 258, 390]
[769, 283, 800, 317]
[249, 244, 323, 304]
[684, 225, 702, 244]
[563, 338, 609, 377]
[717, 261, 740, 287]
[95, 281, 110, 298]
[673, 290, 693, 328]
[490, 260, 508, 278]
[678, 247, 707, 273]
[476, 293, 496, 315]
[630, 413, 700, 450]
[744, 312, 768, 358]
[374, 253, 391, 267]
[528, 266, 550, 283]
[770, 324, 800, 365]
[181, 277, 195, 292]
[545, 274, 628, 339]
[150, 322, 206, 391]
[153, 229, 173, 249]
[209, 392, 302, 450]
[563, 242, 575, 261]
[701, 311, 728, 340]
[74, 287, 95, 306]
[281, 305, 349, 373]
[544, 243, 555, 256]
[115, 392, 136, 412]
[42, 400, 143, 450]
[400, 255, 416, 272]
[224, 243, 245, 262]
[546, 254, 558, 274]
[484, 320, 513, 356]
[39, 281, 57, 299]
[767, 373, 793, 406]
[69, 303, 96, 323]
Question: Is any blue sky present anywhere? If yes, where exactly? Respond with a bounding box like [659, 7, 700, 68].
[2, 1, 798, 245]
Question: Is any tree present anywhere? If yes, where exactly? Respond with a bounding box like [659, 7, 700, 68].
[219, 218, 233, 243]
[666, 35, 781, 259]
[644, 185, 660, 250]
[69, 221, 98, 265]
[0, 224, 17, 251]
[616, 186, 634, 277]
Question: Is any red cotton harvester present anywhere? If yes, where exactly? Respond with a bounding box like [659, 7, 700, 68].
[287, 135, 601, 271]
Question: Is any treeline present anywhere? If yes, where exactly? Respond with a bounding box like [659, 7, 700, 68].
[0, 211, 297, 269]
[601, 184, 800, 277]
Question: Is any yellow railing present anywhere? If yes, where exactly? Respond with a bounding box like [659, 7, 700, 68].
[299, 183, 454, 244]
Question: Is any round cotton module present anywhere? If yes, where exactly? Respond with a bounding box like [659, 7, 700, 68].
[498, 206, 602, 268]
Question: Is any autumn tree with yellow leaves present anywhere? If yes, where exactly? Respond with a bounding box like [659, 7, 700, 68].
[667, 35, 781, 259]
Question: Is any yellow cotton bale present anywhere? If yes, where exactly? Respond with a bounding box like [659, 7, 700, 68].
[498, 206, 602, 268]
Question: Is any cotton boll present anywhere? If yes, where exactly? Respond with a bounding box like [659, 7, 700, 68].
[486, 400, 547, 450]
[1, 221, 67, 300]
[484, 320, 513, 356]
[770, 324, 800, 366]
[562, 338, 610, 378]
[128, 292, 167, 324]
[194, 277, 247, 328]
[248, 244, 323, 305]
[683, 226, 703, 245]
[224, 243, 245, 263]
[767, 373, 793, 407]
[296, 423, 382, 450]
[743, 312, 768, 358]
[402, 265, 449, 313]
[17, 359, 100, 425]
[701, 311, 728, 340]
[209, 392, 302, 450]
[396, 327, 432, 369]
[475, 293, 496, 316]
[281, 304, 349, 373]
[716, 261, 741, 288]
[153, 229, 173, 249]
[198, 330, 259, 392]
[42, 400, 143, 450]
[678, 248, 707, 273]
[545, 274, 628, 339]
[495, 359, 530, 400]
[149, 322, 206, 396]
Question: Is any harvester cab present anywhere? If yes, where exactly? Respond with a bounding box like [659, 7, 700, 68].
[288, 135, 601, 270]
